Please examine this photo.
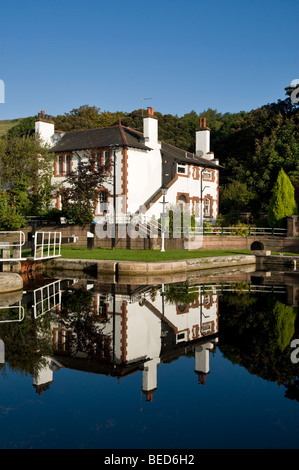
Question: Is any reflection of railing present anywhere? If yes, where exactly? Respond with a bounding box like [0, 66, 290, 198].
[33, 280, 61, 318]
[201, 283, 287, 294]
[34, 232, 61, 260]
[0, 231, 26, 261]
[0, 305, 24, 323]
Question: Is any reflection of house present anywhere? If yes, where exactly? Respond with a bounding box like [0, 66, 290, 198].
[35, 110, 220, 223]
[50, 282, 219, 401]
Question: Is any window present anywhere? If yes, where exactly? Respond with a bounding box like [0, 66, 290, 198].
[96, 152, 102, 170]
[104, 151, 111, 167]
[98, 191, 107, 214]
[57, 155, 72, 176]
[65, 155, 71, 175]
[58, 156, 63, 175]
[176, 332, 187, 343]
[177, 164, 186, 174]
[204, 198, 211, 217]
[203, 169, 212, 180]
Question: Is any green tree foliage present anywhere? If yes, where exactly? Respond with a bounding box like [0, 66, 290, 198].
[272, 300, 297, 352]
[6, 116, 35, 139]
[220, 181, 256, 224]
[0, 135, 55, 215]
[267, 168, 298, 227]
[219, 292, 298, 386]
[54, 105, 126, 131]
[60, 150, 111, 226]
[0, 191, 26, 230]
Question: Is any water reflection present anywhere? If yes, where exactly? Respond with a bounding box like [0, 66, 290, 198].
[0, 270, 298, 405]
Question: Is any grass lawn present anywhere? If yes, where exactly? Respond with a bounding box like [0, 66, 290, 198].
[59, 246, 253, 262]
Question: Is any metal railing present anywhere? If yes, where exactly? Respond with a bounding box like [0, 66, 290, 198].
[0, 305, 25, 323]
[194, 226, 288, 237]
[0, 231, 26, 261]
[33, 231, 62, 260]
[33, 280, 61, 318]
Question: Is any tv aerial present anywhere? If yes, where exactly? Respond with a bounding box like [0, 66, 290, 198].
[141, 97, 152, 116]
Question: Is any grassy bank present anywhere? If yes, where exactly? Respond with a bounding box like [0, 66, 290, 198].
[59, 246, 253, 262]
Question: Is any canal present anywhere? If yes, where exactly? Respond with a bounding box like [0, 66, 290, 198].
[0, 266, 298, 450]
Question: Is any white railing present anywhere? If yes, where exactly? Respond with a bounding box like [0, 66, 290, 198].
[0, 231, 26, 261]
[0, 305, 25, 323]
[200, 283, 288, 294]
[33, 280, 61, 318]
[195, 226, 288, 237]
[34, 231, 62, 260]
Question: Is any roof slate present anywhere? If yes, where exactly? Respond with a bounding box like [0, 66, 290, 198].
[161, 141, 220, 169]
[50, 124, 150, 152]
[50, 123, 221, 169]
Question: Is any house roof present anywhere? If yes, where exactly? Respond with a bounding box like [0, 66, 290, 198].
[161, 141, 220, 169]
[50, 123, 221, 169]
[50, 124, 150, 153]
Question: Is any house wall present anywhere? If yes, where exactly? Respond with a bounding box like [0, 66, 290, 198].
[146, 165, 219, 223]
[126, 146, 162, 215]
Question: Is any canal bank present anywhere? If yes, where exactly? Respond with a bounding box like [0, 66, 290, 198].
[43, 253, 257, 276]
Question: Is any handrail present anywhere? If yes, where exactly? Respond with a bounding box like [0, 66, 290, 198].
[0, 305, 25, 323]
[0, 231, 26, 261]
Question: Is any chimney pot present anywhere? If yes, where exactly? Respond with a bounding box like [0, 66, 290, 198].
[147, 107, 154, 116]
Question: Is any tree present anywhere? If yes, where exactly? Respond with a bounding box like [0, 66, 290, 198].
[60, 150, 111, 226]
[0, 134, 55, 215]
[267, 168, 298, 227]
[0, 191, 26, 230]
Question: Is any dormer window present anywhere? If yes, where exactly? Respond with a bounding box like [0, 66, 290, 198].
[177, 164, 186, 174]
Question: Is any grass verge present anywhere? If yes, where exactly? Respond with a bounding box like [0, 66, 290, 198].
[59, 246, 253, 262]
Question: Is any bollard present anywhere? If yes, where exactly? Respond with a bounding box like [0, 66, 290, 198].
[87, 231, 94, 251]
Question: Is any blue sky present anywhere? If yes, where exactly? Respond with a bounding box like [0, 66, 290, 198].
[0, 0, 298, 120]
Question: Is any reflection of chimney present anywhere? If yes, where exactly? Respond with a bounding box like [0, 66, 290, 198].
[142, 357, 160, 401]
[0, 339, 5, 364]
[194, 343, 213, 383]
[143, 107, 158, 148]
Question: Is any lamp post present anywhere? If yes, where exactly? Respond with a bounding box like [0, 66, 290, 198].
[160, 186, 168, 253]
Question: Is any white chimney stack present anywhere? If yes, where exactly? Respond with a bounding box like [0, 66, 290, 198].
[143, 107, 158, 148]
[35, 110, 55, 147]
[196, 117, 214, 161]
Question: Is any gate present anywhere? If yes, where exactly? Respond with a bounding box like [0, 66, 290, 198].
[33, 231, 62, 260]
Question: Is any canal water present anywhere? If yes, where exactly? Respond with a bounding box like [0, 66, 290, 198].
[0, 267, 298, 450]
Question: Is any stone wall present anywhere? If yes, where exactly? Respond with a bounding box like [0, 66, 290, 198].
[23, 222, 299, 252]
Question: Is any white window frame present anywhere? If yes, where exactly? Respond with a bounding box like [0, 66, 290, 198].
[204, 197, 211, 217]
[97, 191, 108, 215]
[203, 169, 212, 180]
[177, 164, 187, 175]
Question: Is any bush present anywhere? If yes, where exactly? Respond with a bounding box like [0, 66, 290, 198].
[0, 191, 26, 230]
[268, 168, 298, 227]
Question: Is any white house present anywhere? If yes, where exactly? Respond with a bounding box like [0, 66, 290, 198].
[35, 108, 220, 226]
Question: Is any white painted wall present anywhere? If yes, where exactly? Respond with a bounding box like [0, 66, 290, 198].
[35, 120, 55, 147]
[146, 165, 219, 224]
[126, 146, 161, 214]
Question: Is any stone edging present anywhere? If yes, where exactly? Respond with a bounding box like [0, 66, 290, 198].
[0, 273, 23, 294]
[44, 254, 257, 276]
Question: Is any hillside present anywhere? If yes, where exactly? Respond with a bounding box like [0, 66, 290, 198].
[0, 118, 22, 137]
